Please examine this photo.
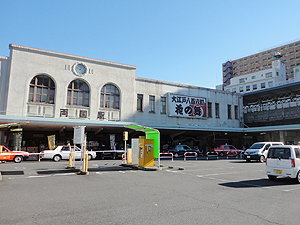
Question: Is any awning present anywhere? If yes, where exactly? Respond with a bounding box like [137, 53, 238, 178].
[124, 124, 160, 158]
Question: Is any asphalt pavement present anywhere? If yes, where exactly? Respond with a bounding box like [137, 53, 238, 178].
[1, 158, 299, 225]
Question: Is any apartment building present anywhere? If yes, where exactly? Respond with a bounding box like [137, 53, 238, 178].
[223, 39, 300, 86]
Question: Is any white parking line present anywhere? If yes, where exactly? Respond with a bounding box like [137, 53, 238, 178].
[27, 173, 76, 178]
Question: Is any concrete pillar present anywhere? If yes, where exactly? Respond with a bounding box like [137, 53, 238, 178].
[279, 130, 284, 143]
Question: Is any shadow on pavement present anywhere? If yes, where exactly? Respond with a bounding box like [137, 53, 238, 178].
[88, 166, 135, 172]
[36, 165, 134, 174]
[0, 171, 24, 175]
[220, 177, 297, 188]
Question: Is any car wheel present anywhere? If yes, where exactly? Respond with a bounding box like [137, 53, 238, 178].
[88, 154, 92, 161]
[14, 155, 23, 163]
[53, 155, 61, 162]
[219, 152, 225, 157]
[268, 175, 277, 180]
[259, 155, 265, 163]
[174, 153, 179, 158]
[295, 171, 300, 184]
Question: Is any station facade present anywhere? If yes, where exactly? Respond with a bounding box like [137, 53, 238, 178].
[2, 44, 298, 155]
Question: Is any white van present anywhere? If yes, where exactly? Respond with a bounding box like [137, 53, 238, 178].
[266, 145, 300, 183]
[244, 142, 284, 163]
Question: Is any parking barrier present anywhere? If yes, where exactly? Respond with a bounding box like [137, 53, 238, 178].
[159, 152, 173, 161]
[184, 152, 198, 161]
[122, 153, 125, 163]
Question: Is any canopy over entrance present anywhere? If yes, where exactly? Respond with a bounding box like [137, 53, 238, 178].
[124, 124, 160, 158]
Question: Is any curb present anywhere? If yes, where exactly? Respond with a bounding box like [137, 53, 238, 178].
[0, 172, 2, 181]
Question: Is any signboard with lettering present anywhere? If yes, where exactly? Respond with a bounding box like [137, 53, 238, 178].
[168, 93, 206, 118]
[74, 126, 85, 144]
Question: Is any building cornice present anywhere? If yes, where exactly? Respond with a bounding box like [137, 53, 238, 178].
[0, 56, 8, 60]
[9, 44, 137, 70]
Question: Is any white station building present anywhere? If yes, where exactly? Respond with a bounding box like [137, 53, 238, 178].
[0, 44, 244, 153]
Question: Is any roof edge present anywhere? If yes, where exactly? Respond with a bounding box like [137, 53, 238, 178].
[9, 44, 137, 70]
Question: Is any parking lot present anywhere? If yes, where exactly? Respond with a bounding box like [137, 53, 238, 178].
[1, 158, 300, 225]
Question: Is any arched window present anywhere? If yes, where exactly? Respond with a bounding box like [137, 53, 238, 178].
[100, 84, 120, 109]
[67, 80, 89, 107]
[29, 75, 55, 104]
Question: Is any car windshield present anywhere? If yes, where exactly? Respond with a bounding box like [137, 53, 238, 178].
[267, 148, 291, 159]
[176, 146, 184, 150]
[249, 143, 265, 149]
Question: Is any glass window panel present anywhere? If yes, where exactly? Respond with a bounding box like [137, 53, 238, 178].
[73, 99, 77, 105]
[105, 102, 109, 107]
[106, 85, 111, 93]
[79, 82, 84, 90]
[49, 96, 54, 104]
[74, 91, 78, 98]
[43, 77, 49, 86]
[100, 101, 104, 107]
[101, 87, 104, 93]
[116, 103, 119, 109]
[42, 88, 48, 95]
[41, 95, 47, 102]
[30, 86, 34, 93]
[37, 77, 43, 85]
[67, 90, 71, 97]
[68, 83, 72, 89]
[78, 99, 83, 105]
[50, 80, 55, 88]
[85, 92, 89, 98]
[110, 101, 114, 108]
[116, 89, 119, 94]
[37, 87, 42, 94]
[79, 92, 83, 98]
[30, 78, 35, 85]
[50, 89, 55, 96]
[67, 98, 71, 104]
[29, 94, 33, 101]
[100, 94, 104, 100]
[84, 84, 89, 91]
[106, 95, 110, 101]
[36, 95, 41, 102]
[84, 99, 89, 106]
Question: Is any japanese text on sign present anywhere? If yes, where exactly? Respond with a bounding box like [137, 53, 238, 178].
[168, 93, 206, 118]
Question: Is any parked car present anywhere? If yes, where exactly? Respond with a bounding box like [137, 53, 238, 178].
[209, 145, 244, 157]
[40, 145, 97, 162]
[0, 145, 29, 163]
[244, 142, 284, 163]
[266, 145, 300, 183]
[168, 145, 201, 158]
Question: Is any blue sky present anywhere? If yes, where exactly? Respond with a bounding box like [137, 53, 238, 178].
[1, 0, 300, 88]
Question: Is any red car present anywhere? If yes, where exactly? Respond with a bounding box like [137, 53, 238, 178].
[212, 145, 244, 157]
[0, 145, 29, 163]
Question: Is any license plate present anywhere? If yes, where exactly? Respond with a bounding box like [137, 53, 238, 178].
[274, 170, 282, 175]
[247, 156, 250, 158]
